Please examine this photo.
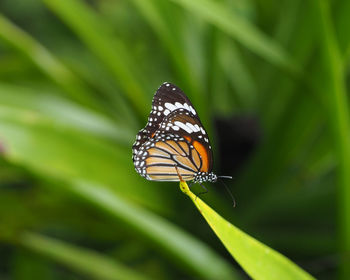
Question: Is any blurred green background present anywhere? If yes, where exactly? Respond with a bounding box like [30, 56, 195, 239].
[0, 0, 349, 279]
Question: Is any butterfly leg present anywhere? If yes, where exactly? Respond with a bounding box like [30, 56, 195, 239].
[194, 183, 208, 201]
[187, 182, 195, 194]
[174, 164, 184, 182]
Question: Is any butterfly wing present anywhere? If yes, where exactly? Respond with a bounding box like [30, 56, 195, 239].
[133, 108, 213, 182]
[136, 136, 198, 181]
[132, 82, 198, 156]
[151, 82, 198, 117]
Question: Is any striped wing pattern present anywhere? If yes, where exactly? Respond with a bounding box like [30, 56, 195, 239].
[132, 82, 217, 183]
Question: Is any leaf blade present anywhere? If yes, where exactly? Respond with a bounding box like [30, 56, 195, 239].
[180, 181, 315, 280]
[171, 0, 299, 74]
[20, 232, 151, 280]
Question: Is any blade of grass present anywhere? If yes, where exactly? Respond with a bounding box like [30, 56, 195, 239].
[0, 14, 100, 111]
[129, 0, 208, 123]
[42, 0, 149, 118]
[312, 1, 350, 278]
[258, 0, 301, 101]
[59, 49, 139, 128]
[334, 0, 350, 57]
[235, 1, 318, 202]
[0, 114, 169, 213]
[217, 37, 257, 108]
[12, 249, 55, 280]
[0, 83, 133, 144]
[0, 156, 240, 280]
[61, 179, 240, 280]
[20, 232, 151, 280]
[179, 181, 315, 280]
[170, 0, 299, 75]
[130, 0, 201, 94]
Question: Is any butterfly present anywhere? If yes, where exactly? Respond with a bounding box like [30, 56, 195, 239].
[132, 82, 219, 183]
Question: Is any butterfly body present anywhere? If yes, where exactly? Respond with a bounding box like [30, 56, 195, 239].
[132, 82, 217, 183]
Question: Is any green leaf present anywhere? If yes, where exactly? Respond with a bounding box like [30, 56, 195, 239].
[170, 0, 299, 74]
[67, 179, 240, 280]
[0, 106, 168, 213]
[334, 0, 350, 56]
[217, 37, 257, 108]
[0, 83, 133, 144]
[1, 160, 239, 279]
[130, 0, 203, 98]
[0, 14, 100, 111]
[179, 181, 315, 280]
[42, 0, 149, 117]
[311, 1, 350, 278]
[20, 232, 151, 280]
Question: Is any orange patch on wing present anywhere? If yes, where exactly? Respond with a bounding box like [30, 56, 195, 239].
[184, 136, 192, 143]
[191, 148, 201, 169]
[193, 140, 209, 172]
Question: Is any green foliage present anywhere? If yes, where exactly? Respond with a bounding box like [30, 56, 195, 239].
[180, 181, 314, 280]
[0, 0, 347, 279]
[20, 232, 151, 280]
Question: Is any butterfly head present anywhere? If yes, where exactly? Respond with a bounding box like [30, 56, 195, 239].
[193, 172, 217, 183]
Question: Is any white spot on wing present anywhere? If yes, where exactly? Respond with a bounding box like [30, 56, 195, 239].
[175, 102, 184, 109]
[184, 103, 190, 111]
[186, 122, 197, 132]
[165, 102, 177, 111]
[164, 109, 170, 116]
[189, 106, 196, 115]
[174, 121, 193, 133]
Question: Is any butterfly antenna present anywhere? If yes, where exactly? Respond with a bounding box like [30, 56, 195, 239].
[217, 175, 233, 179]
[218, 177, 236, 208]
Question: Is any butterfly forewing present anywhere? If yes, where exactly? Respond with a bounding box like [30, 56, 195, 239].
[132, 82, 215, 182]
[133, 83, 190, 153]
[151, 82, 198, 118]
